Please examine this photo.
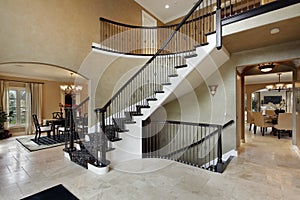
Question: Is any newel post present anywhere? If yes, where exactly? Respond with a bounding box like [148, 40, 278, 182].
[94, 108, 110, 166]
[216, 126, 224, 172]
[216, 0, 222, 50]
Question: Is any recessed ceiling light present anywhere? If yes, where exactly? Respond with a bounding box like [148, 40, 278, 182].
[165, 4, 170, 9]
[270, 27, 280, 34]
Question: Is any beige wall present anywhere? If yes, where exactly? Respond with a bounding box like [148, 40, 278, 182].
[152, 39, 300, 152]
[0, 75, 69, 125]
[0, 0, 162, 73]
[42, 81, 62, 119]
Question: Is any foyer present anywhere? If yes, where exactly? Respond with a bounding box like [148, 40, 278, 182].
[0, 128, 299, 200]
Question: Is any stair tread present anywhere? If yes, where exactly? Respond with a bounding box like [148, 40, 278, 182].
[205, 31, 216, 36]
[195, 42, 209, 48]
[116, 129, 129, 132]
[175, 64, 188, 69]
[161, 82, 171, 86]
[136, 105, 150, 108]
[168, 74, 178, 77]
[106, 147, 116, 152]
[154, 91, 164, 93]
[147, 98, 158, 101]
[184, 54, 197, 59]
[124, 121, 136, 124]
[131, 113, 143, 116]
[109, 137, 122, 142]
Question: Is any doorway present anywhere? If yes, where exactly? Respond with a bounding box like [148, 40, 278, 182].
[236, 61, 297, 144]
[142, 10, 157, 54]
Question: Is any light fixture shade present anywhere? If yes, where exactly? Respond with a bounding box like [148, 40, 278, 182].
[60, 85, 68, 90]
[266, 85, 274, 90]
[286, 84, 293, 89]
[60, 73, 83, 94]
[208, 85, 218, 96]
[259, 63, 275, 73]
[265, 73, 292, 91]
[275, 83, 285, 89]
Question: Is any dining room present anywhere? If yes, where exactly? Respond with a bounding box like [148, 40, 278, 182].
[240, 60, 298, 142]
[0, 64, 89, 140]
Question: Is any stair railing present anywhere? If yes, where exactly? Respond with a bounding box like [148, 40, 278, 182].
[94, 0, 223, 166]
[95, 0, 218, 55]
[73, 97, 89, 139]
[142, 119, 234, 173]
[63, 97, 89, 152]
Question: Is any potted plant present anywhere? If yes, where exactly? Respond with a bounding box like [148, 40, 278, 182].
[0, 108, 13, 139]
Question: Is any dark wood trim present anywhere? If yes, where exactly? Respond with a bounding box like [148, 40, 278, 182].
[222, 0, 300, 26]
[0, 78, 44, 84]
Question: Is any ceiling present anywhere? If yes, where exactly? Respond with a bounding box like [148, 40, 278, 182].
[223, 16, 300, 53]
[135, 0, 197, 23]
[0, 63, 83, 83]
[1, 2, 299, 85]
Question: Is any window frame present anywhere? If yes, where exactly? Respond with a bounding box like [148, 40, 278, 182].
[8, 86, 27, 128]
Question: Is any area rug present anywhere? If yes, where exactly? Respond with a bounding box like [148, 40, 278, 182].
[21, 184, 79, 200]
[16, 135, 65, 152]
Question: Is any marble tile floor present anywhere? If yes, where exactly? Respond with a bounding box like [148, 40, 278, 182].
[0, 128, 299, 200]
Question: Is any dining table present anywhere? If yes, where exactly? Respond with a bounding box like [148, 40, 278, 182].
[263, 114, 278, 135]
[43, 118, 65, 139]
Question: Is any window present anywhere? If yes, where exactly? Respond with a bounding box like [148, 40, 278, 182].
[9, 87, 26, 127]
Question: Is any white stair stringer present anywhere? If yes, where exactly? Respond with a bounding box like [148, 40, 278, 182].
[107, 34, 231, 170]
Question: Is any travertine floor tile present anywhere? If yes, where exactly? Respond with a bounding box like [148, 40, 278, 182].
[0, 127, 299, 199]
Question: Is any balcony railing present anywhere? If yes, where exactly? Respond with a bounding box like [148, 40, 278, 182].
[142, 119, 234, 172]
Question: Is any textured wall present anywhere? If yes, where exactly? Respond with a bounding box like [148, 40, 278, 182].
[0, 0, 153, 71]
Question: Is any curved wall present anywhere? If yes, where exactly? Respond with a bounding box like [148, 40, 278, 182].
[0, 0, 157, 72]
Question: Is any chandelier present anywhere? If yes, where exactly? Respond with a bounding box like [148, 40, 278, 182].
[60, 73, 83, 94]
[265, 73, 293, 91]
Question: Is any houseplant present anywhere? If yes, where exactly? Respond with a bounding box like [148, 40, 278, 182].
[0, 108, 12, 139]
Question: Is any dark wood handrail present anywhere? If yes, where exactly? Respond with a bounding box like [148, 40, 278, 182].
[97, 0, 205, 112]
[74, 97, 89, 111]
[100, 10, 216, 30]
[143, 120, 234, 169]
[149, 120, 222, 128]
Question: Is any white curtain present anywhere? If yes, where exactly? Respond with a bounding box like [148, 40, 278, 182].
[31, 83, 42, 125]
[0, 81, 9, 129]
[25, 83, 43, 135]
[25, 83, 32, 134]
[0, 81, 42, 134]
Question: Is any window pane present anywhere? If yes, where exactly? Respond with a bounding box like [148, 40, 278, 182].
[20, 108, 26, 124]
[20, 90, 26, 99]
[9, 90, 17, 99]
[8, 88, 27, 127]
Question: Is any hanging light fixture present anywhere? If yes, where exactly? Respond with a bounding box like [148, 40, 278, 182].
[60, 73, 83, 94]
[265, 73, 293, 91]
[258, 62, 275, 73]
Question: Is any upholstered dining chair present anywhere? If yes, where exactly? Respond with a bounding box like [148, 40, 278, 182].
[32, 114, 52, 142]
[265, 109, 276, 116]
[252, 112, 273, 136]
[247, 111, 255, 131]
[274, 113, 293, 139]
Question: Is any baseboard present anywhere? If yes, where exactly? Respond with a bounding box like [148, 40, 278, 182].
[291, 145, 300, 158]
[87, 163, 110, 175]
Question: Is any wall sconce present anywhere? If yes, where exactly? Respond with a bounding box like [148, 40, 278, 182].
[209, 85, 218, 96]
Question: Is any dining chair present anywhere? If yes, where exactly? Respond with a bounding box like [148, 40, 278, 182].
[265, 109, 276, 116]
[52, 111, 63, 119]
[247, 111, 255, 131]
[274, 113, 293, 139]
[51, 112, 65, 139]
[252, 112, 273, 136]
[32, 114, 52, 142]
